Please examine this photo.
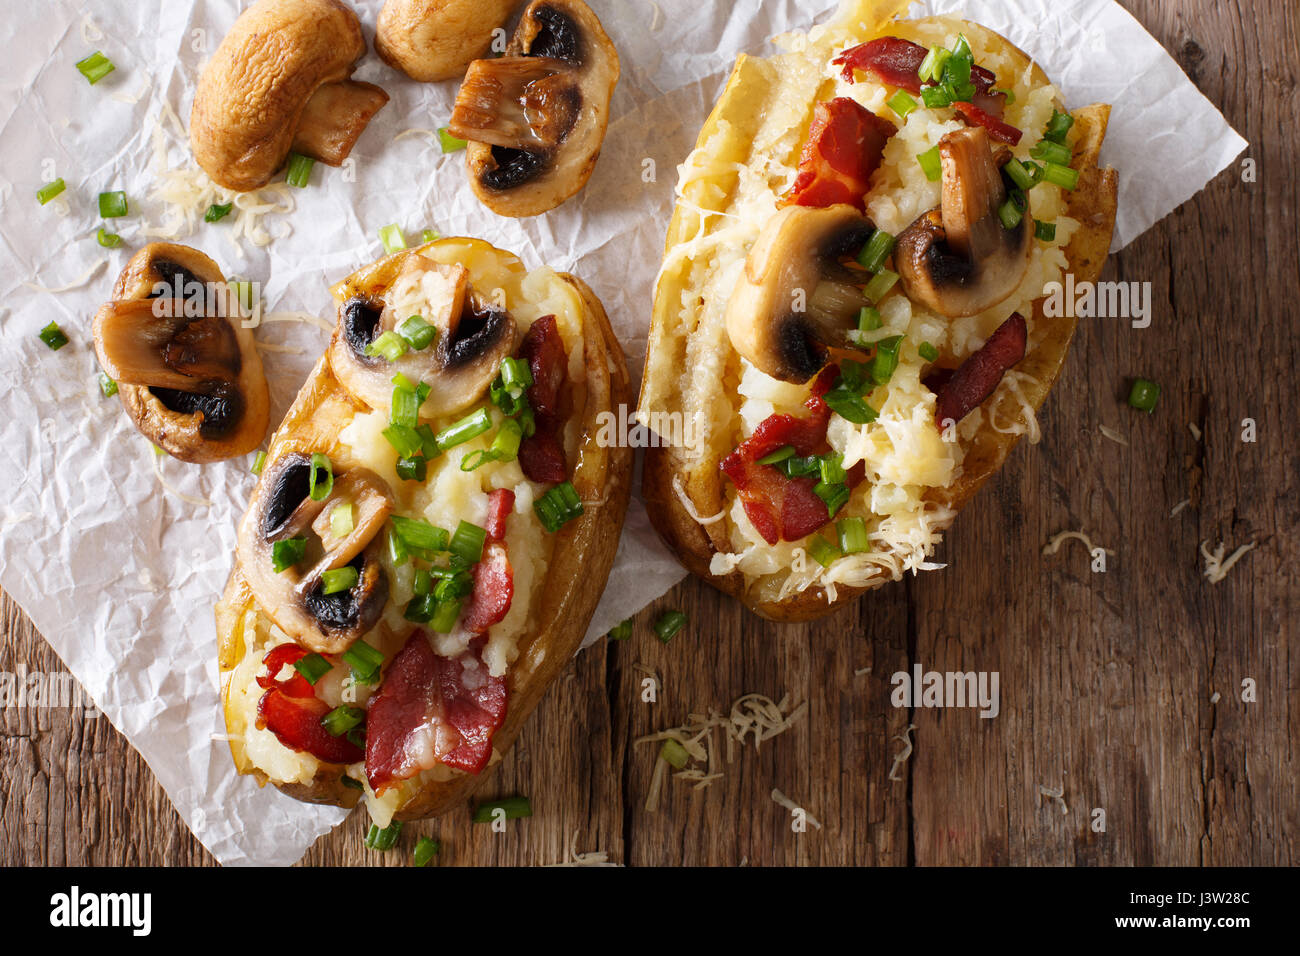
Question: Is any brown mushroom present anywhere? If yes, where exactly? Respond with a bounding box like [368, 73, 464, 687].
[724, 204, 877, 383]
[238, 454, 394, 655]
[375, 0, 518, 82]
[190, 0, 389, 192]
[327, 254, 520, 415]
[448, 0, 619, 217]
[93, 243, 270, 463]
[894, 126, 1033, 318]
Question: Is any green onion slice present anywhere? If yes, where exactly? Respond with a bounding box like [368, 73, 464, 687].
[204, 202, 233, 223]
[97, 190, 128, 218]
[863, 269, 899, 305]
[757, 445, 796, 466]
[272, 538, 307, 573]
[916, 146, 942, 182]
[76, 51, 116, 84]
[1127, 378, 1161, 413]
[1034, 220, 1057, 242]
[382, 423, 424, 458]
[1044, 109, 1075, 143]
[308, 453, 333, 501]
[320, 566, 359, 595]
[330, 503, 354, 538]
[438, 128, 468, 153]
[96, 228, 122, 248]
[870, 336, 904, 385]
[413, 837, 441, 867]
[808, 535, 842, 568]
[659, 739, 690, 769]
[37, 179, 66, 205]
[814, 481, 850, 517]
[391, 516, 450, 555]
[98, 372, 118, 397]
[1042, 162, 1080, 190]
[365, 821, 403, 851]
[379, 223, 407, 254]
[397, 314, 437, 350]
[284, 152, 314, 188]
[38, 321, 69, 351]
[429, 598, 462, 633]
[365, 330, 409, 362]
[838, 517, 870, 554]
[396, 455, 428, 483]
[293, 653, 332, 685]
[251, 451, 267, 475]
[918, 341, 939, 363]
[322, 705, 364, 737]
[472, 797, 532, 823]
[344, 641, 384, 684]
[436, 407, 492, 450]
[1030, 139, 1072, 166]
[608, 619, 633, 641]
[653, 610, 687, 644]
[533, 482, 583, 533]
[449, 520, 487, 565]
[887, 90, 918, 120]
[856, 229, 897, 274]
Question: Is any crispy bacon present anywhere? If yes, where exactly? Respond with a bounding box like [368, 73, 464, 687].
[720, 367, 865, 544]
[365, 633, 508, 790]
[461, 542, 514, 633]
[953, 100, 1022, 145]
[485, 489, 515, 542]
[782, 97, 896, 211]
[933, 313, 1027, 428]
[834, 37, 1001, 98]
[518, 315, 569, 484]
[255, 644, 363, 765]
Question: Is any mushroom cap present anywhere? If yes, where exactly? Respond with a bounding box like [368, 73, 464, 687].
[326, 248, 520, 417]
[376, 0, 518, 82]
[190, 0, 385, 191]
[455, 0, 620, 218]
[895, 127, 1034, 319]
[93, 243, 270, 464]
[724, 203, 877, 383]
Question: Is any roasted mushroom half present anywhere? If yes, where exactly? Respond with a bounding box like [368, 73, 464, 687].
[448, 0, 620, 217]
[238, 454, 393, 655]
[376, 0, 518, 82]
[724, 204, 877, 383]
[895, 126, 1034, 318]
[327, 253, 520, 415]
[92, 243, 269, 463]
[190, 0, 389, 192]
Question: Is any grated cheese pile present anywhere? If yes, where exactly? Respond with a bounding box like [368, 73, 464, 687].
[1200, 539, 1257, 584]
[887, 722, 916, 782]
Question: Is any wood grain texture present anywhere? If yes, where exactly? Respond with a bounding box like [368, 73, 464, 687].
[1, 0, 1295, 866]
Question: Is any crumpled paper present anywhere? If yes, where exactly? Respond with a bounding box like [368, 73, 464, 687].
[0, 0, 1244, 866]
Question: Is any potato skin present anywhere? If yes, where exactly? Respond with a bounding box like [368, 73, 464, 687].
[217, 242, 632, 814]
[640, 17, 1119, 622]
[376, 0, 518, 82]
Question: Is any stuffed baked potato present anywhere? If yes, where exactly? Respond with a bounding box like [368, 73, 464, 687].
[216, 237, 631, 824]
[639, 0, 1118, 620]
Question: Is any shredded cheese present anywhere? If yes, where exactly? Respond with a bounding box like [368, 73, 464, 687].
[1042, 529, 1115, 558]
[1038, 784, 1069, 815]
[149, 447, 212, 508]
[1099, 424, 1129, 446]
[673, 473, 725, 525]
[22, 259, 107, 294]
[887, 723, 916, 782]
[770, 788, 822, 830]
[854, 665, 872, 677]
[1200, 539, 1257, 584]
[544, 830, 620, 867]
[1188, 422, 1203, 441]
[1169, 499, 1191, 517]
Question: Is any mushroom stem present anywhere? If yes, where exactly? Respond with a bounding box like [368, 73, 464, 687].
[448, 56, 579, 151]
[292, 80, 392, 167]
[941, 128, 1008, 262]
[95, 299, 240, 390]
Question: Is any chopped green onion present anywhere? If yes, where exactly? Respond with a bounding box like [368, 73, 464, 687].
[404, 594, 436, 624]
[918, 342, 939, 363]
[1004, 158, 1038, 192]
[1035, 220, 1058, 242]
[429, 598, 462, 633]
[1043, 109, 1075, 144]
[98, 372, 118, 397]
[838, 517, 870, 554]
[856, 228, 896, 274]
[1030, 139, 1072, 166]
[416, 424, 440, 458]
[251, 451, 267, 475]
[918, 47, 950, 83]
[382, 423, 424, 458]
[858, 306, 883, 333]
[330, 503, 354, 538]
[308, 452, 333, 501]
[204, 202, 233, 223]
[397, 314, 437, 350]
[435, 407, 492, 450]
[38, 322, 69, 351]
[285, 152, 314, 188]
[653, 610, 686, 644]
[814, 481, 850, 517]
[1042, 162, 1080, 190]
[472, 797, 532, 823]
[863, 269, 899, 304]
[1128, 378, 1161, 413]
[388, 527, 410, 566]
[413, 569, 434, 597]
[887, 89, 918, 120]
[824, 387, 877, 425]
[272, 537, 307, 573]
[97, 190, 128, 218]
[819, 453, 846, 486]
[420, 229, 440, 243]
[758, 445, 796, 466]
[807, 535, 842, 568]
[391, 516, 450, 555]
[396, 451, 427, 483]
[293, 653, 332, 685]
[320, 566, 359, 595]
[998, 196, 1025, 230]
[659, 739, 690, 769]
[777, 455, 822, 479]
[75, 51, 116, 85]
[413, 837, 441, 867]
[365, 330, 409, 362]
[449, 520, 487, 565]
[365, 821, 403, 851]
[438, 128, 468, 153]
[391, 383, 420, 428]
[870, 335, 904, 385]
[533, 482, 584, 533]
[96, 228, 122, 248]
[916, 146, 942, 182]
[344, 641, 384, 684]
[379, 223, 407, 254]
[322, 705, 364, 737]
[608, 619, 633, 641]
[951, 34, 972, 61]
[341, 775, 364, 790]
[347, 727, 365, 749]
[920, 84, 952, 109]
[462, 418, 524, 471]
[37, 179, 66, 205]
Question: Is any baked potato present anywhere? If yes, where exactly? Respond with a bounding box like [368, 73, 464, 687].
[639, 0, 1118, 620]
[216, 237, 632, 824]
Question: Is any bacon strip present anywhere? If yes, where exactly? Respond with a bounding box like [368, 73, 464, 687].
[933, 313, 1027, 428]
[461, 542, 514, 633]
[255, 644, 363, 765]
[782, 97, 895, 211]
[485, 489, 515, 543]
[953, 100, 1022, 146]
[517, 315, 569, 484]
[834, 37, 1000, 98]
[365, 633, 508, 790]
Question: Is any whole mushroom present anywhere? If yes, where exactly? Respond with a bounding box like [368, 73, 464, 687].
[190, 0, 389, 192]
[92, 243, 270, 463]
[894, 126, 1034, 318]
[447, 0, 619, 217]
[376, 0, 519, 82]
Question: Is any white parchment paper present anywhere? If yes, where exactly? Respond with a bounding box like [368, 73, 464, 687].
[0, 0, 1245, 865]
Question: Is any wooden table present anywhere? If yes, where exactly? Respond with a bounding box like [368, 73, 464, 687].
[2, 0, 1294, 866]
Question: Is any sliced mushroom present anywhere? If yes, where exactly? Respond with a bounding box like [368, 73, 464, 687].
[375, 0, 518, 82]
[894, 127, 1033, 318]
[238, 454, 394, 655]
[327, 254, 520, 416]
[93, 243, 269, 463]
[449, 0, 620, 217]
[190, 0, 389, 192]
[724, 204, 877, 383]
